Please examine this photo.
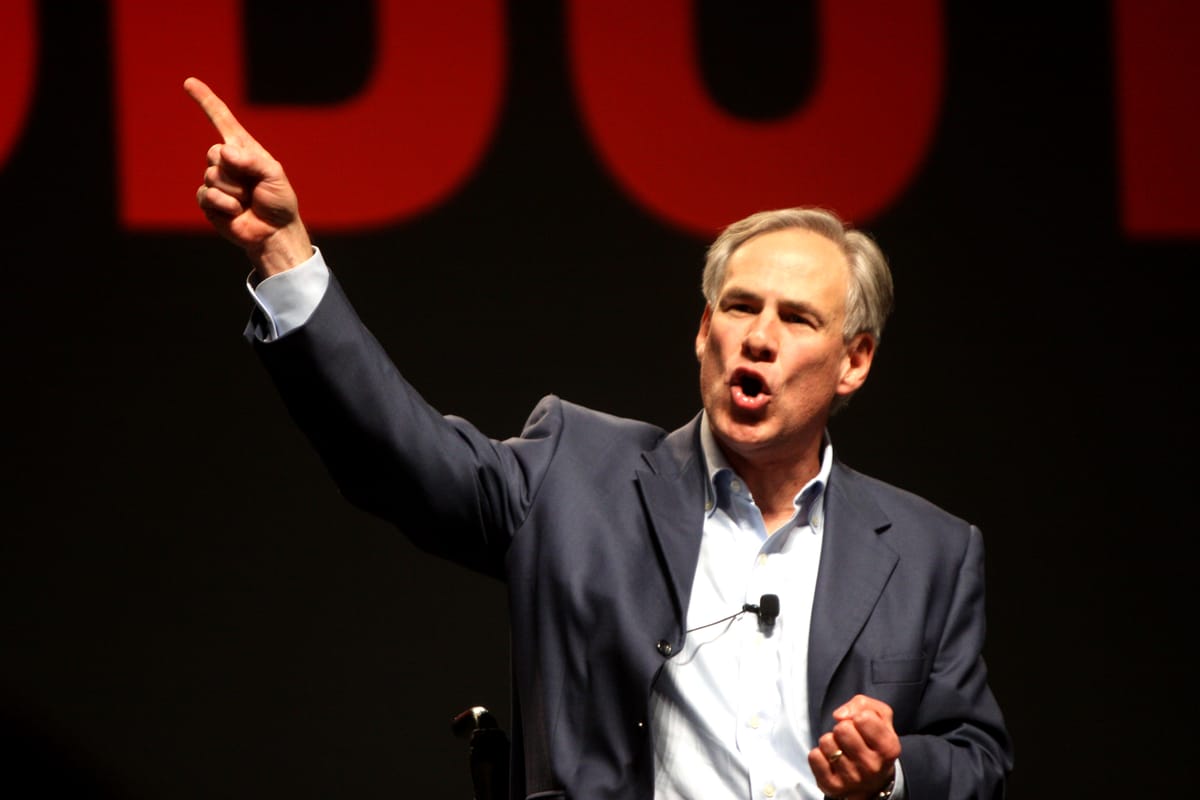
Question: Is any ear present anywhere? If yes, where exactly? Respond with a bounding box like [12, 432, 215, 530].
[695, 305, 713, 361]
[836, 333, 876, 397]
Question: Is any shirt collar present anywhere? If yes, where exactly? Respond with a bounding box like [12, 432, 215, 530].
[698, 411, 833, 527]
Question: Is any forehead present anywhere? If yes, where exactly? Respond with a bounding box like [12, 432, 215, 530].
[721, 227, 851, 301]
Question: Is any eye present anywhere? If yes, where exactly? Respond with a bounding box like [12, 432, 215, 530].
[781, 311, 813, 326]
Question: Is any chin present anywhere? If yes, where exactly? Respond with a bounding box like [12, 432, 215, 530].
[715, 415, 776, 447]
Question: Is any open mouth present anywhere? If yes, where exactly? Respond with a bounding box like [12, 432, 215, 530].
[738, 373, 764, 397]
[730, 369, 770, 410]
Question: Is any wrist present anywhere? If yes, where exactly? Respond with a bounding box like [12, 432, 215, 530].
[251, 223, 312, 278]
[838, 769, 896, 800]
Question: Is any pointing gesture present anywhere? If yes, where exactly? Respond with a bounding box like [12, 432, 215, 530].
[184, 77, 311, 277]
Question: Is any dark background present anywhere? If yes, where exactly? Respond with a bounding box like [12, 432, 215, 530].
[2, 2, 1195, 797]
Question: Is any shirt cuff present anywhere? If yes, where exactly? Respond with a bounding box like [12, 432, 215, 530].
[244, 246, 329, 341]
[891, 758, 906, 798]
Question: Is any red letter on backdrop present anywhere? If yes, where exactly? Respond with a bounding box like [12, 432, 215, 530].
[0, 2, 36, 172]
[567, 0, 943, 236]
[1113, 0, 1200, 237]
[112, 1, 505, 231]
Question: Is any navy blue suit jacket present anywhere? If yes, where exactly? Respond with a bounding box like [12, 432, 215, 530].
[255, 277, 1012, 799]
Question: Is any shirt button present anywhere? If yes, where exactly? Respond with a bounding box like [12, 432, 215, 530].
[704, 499, 713, 511]
[763, 783, 776, 798]
[748, 714, 761, 729]
[757, 554, 768, 566]
[731, 480, 743, 493]
[656, 640, 673, 657]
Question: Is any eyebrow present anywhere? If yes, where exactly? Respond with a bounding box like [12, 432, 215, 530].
[719, 287, 758, 304]
[719, 286, 829, 326]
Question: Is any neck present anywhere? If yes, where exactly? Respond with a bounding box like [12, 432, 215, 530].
[720, 437, 824, 531]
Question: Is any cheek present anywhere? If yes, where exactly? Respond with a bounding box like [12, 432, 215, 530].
[783, 349, 842, 390]
[698, 349, 719, 386]
[698, 342, 728, 394]
[698, 333, 720, 366]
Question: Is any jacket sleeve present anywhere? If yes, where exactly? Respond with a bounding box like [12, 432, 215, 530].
[250, 273, 562, 579]
[899, 524, 1014, 798]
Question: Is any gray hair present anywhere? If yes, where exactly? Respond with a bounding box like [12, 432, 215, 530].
[702, 207, 894, 345]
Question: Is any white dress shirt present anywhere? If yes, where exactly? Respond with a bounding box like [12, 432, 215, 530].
[650, 419, 831, 799]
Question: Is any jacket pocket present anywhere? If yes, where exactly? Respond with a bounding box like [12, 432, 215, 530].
[870, 655, 929, 684]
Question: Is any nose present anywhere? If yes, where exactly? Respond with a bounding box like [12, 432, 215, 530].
[742, 316, 778, 361]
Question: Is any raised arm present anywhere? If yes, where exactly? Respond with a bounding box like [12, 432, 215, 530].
[183, 77, 311, 278]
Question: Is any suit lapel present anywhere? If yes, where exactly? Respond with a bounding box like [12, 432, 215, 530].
[634, 415, 707, 633]
[633, 427, 900, 726]
[807, 463, 897, 735]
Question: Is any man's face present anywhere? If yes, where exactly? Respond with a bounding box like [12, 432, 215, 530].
[695, 227, 875, 466]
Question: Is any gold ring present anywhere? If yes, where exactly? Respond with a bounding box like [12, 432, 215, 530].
[828, 749, 844, 764]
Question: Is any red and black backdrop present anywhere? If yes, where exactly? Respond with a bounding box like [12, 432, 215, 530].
[2, 2, 1195, 797]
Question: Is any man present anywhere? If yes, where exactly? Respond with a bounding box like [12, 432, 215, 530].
[186, 77, 1012, 799]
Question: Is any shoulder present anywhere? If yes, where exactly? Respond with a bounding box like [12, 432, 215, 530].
[831, 462, 987, 580]
[520, 395, 670, 452]
[831, 461, 979, 546]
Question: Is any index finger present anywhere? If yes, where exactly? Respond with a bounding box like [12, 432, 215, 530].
[183, 76, 254, 145]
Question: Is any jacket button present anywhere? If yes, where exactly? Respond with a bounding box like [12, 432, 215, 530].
[656, 640, 673, 657]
